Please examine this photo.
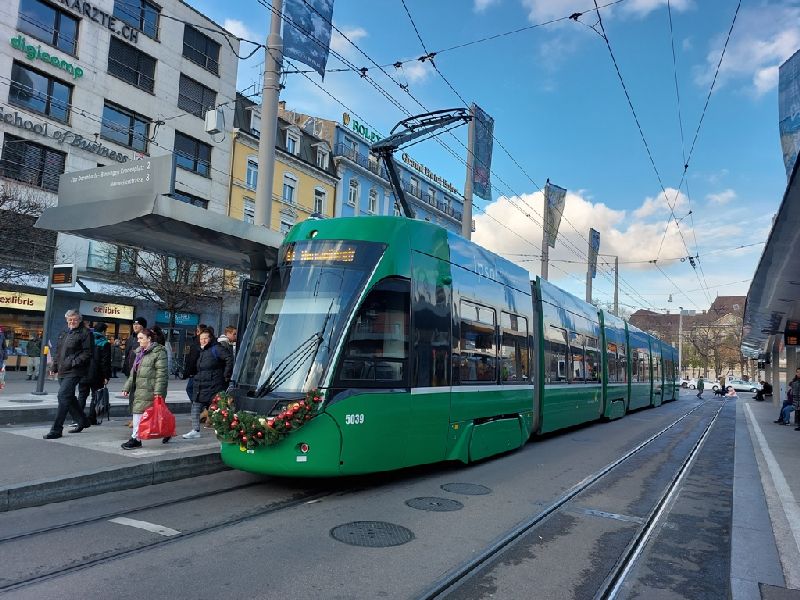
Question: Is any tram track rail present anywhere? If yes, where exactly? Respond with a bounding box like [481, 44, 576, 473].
[0, 485, 338, 593]
[418, 399, 724, 600]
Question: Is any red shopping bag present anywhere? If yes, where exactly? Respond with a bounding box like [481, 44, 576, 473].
[138, 395, 177, 440]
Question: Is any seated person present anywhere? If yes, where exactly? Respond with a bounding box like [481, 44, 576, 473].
[725, 386, 738, 397]
[777, 390, 794, 424]
[754, 381, 772, 401]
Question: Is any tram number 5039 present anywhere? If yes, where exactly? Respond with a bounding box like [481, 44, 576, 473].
[345, 414, 365, 425]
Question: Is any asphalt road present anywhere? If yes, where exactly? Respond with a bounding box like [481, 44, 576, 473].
[0, 390, 731, 599]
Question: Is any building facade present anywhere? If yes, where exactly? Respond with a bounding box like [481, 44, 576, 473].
[281, 108, 466, 233]
[230, 94, 337, 233]
[0, 0, 239, 357]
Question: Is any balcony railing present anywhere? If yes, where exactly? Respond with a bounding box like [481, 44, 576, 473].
[333, 143, 387, 179]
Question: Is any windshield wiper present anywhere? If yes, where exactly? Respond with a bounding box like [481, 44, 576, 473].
[254, 333, 322, 398]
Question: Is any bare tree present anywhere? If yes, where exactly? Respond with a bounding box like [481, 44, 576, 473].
[113, 248, 227, 339]
[0, 183, 56, 284]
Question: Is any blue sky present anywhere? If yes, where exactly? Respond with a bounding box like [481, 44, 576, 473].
[189, 0, 797, 315]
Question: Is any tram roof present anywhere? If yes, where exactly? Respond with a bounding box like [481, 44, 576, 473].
[741, 156, 800, 357]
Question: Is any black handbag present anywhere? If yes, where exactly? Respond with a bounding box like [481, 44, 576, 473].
[95, 387, 111, 423]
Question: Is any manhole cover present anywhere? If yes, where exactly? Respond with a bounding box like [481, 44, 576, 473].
[441, 483, 492, 496]
[330, 521, 414, 547]
[406, 497, 464, 512]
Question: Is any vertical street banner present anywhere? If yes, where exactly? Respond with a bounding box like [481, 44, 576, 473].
[471, 103, 494, 200]
[283, 0, 335, 79]
[779, 50, 800, 179]
[544, 181, 567, 248]
[589, 228, 600, 279]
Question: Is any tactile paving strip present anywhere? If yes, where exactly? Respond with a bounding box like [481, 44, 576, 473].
[330, 521, 414, 547]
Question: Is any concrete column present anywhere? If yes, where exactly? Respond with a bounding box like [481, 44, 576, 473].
[771, 337, 782, 407]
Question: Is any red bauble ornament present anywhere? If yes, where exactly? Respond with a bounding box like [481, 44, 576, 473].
[242, 435, 248, 442]
[256, 431, 263, 438]
[284, 422, 292, 429]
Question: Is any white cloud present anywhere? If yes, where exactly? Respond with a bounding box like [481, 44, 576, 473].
[474, 0, 500, 12]
[330, 26, 368, 56]
[400, 60, 433, 83]
[522, 0, 689, 23]
[223, 19, 259, 42]
[707, 189, 736, 205]
[620, 0, 692, 18]
[633, 188, 688, 220]
[693, 5, 800, 96]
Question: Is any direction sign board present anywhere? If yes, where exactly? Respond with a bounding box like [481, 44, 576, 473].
[57, 155, 175, 207]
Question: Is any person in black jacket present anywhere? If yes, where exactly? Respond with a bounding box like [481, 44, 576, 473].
[77, 322, 112, 425]
[182, 329, 232, 439]
[44, 309, 93, 439]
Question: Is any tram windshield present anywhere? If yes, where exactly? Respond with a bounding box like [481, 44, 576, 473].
[237, 239, 386, 395]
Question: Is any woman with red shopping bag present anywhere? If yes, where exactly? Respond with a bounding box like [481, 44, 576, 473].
[121, 328, 170, 449]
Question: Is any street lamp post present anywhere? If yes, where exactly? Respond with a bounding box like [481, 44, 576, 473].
[678, 307, 683, 378]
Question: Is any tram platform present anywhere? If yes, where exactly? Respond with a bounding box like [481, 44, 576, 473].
[0, 370, 224, 512]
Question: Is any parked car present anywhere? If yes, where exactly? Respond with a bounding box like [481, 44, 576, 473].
[686, 379, 720, 391]
[726, 379, 761, 393]
[680, 378, 691, 388]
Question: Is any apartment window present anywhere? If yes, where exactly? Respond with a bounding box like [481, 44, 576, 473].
[243, 197, 255, 223]
[245, 158, 257, 189]
[347, 179, 358, 206]
[174, 131, 211, 177]
[282, 173, 297, 204]
[18, 0, 79, 56]
[316, 148, 329, 169]
[409, 177, 419, 197]
[393, 204, 401, 217]
[183, 25, 220, 75]
[280, 219, 294, 235]
[286, 131, 299, 155]
[314, 188, 325, 214]
[368, 188, 378, 214]
[101, 102, 149, 152]
[108, 37, 156, 93]
[172, 188, 208, 209]
[114, 0, 160, 40]
[10, 62, 72, 123]
[177, 74, 217, 119]
[426, 188, 435, 205]
[0, 134, 66, 192]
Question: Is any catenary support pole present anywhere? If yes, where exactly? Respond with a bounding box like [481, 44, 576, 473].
[613, 255, 619, 316]
[32, 265, 54, 395]
[254, 0, 283, 229]
[461, 105, 475, 240]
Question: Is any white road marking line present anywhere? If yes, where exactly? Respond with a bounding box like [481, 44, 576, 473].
[743, 404, 800, 575]
[109, 517, 180, 537]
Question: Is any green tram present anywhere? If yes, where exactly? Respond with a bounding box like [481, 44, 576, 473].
[223, 217, 678, 476]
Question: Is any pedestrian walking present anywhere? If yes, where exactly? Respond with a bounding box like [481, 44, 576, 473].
[110, 338, 123, 378]
[77, 323, 111, 425]
[26, 333, 41, 381]
[217, 325, 237, 354]
[121, 328, 169, 449]
[0, 326, 7, 390]
[43, 310, 93, 439]
[183, 329, 232, 440]
[696, 376, 705, 398]
[182, 323, 206, 408]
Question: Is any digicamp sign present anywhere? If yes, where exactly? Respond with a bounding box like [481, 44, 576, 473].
[10, 35, 84, 79]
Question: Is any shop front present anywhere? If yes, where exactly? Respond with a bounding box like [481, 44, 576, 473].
[78, 299, 135, 342]
[156, 310, 200, 361]
[0, 289, 46, 370]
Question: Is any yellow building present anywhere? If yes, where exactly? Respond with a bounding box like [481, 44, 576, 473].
[229, 94, 337, 232]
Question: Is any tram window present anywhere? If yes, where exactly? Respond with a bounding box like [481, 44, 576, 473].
[500, 312, 529, 384]
[570, 332, 585, 382]
[585, 336, 599, 382]
[335, 279, 409, 387]
[458, 301, 497, 383]
[618, 344, 627, 383]
[654, 358, 661, 381]
[606, 342, 618, 383]
[545, 325, 568, 383]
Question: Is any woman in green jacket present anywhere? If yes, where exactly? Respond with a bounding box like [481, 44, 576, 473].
[121, 328, 168, 449]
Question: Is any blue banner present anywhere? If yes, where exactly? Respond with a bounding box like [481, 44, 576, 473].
[544, 181, 567, 248]
[283, 0, 335, 79]
[156, 310, 199, 327]
[471, 104, 494, 200]
[780, 50, 800, 179]
[589, 228, 600, 279]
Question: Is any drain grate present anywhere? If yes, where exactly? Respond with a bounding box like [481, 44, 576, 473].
[406, 497, 464, 512]
[330, 521, 414, 547]
[441, 483, 492, 496]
